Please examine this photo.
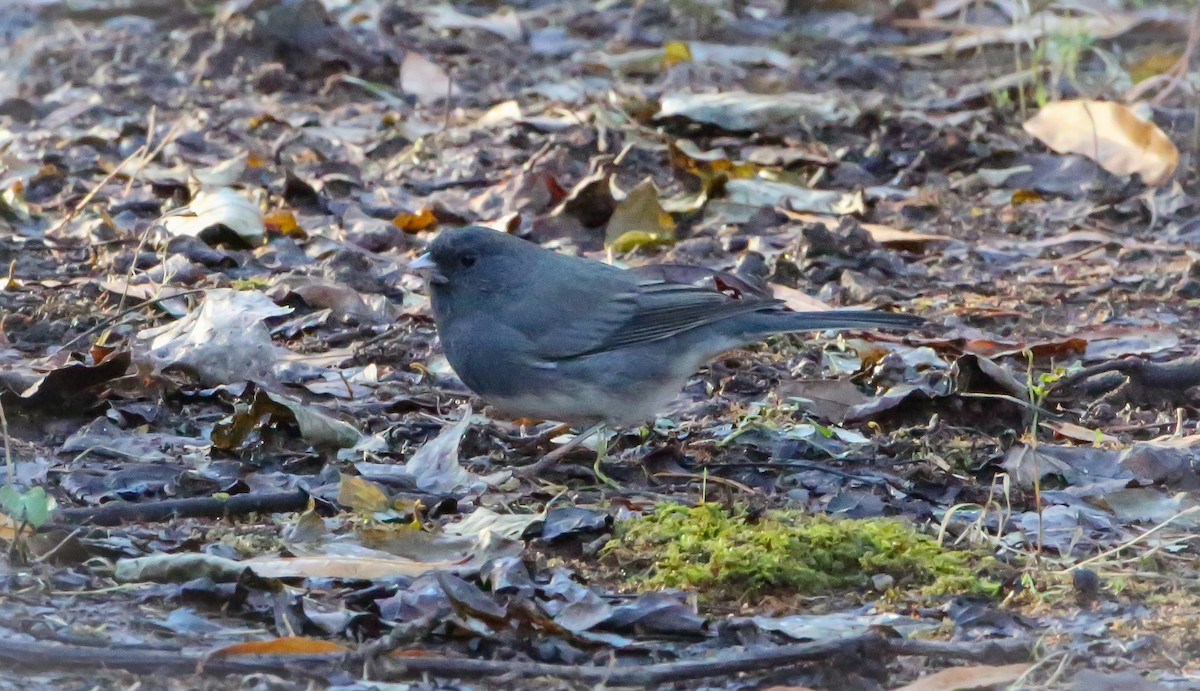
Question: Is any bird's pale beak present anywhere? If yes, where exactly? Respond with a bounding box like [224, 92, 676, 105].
[408, 253, 448, 285]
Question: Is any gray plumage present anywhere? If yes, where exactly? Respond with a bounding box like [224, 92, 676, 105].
[413, 226, 923, 427]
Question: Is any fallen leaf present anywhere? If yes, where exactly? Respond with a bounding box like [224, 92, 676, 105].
[605, 178, 676, 250]
[161, 187, 265, 243]
[895, 12, 1140, 57]
[1023, 100, 1178, 186]
[770, 283, 833, 312]
[263, 209, 302, 236]
[726, 179, 864, 215]
[662, 40, 691, 67]
[405, 406, 483, 494]
[893, 663, 1032, 691]
[136, 290, 295, 387]
[475, 100, 522, 127]
[210, 637, 348, 657]
[401, 51, 459, 105]
[424, 5, 524, 42]
[393, 207, 439, 231]
[778, 379, 871, 423]
[1042, 421, 1120, 445]
[338, 474, 391, 513]
[785, 212, 951, 251]
[243, 554, 462, 580]
[657, 91, 861, 132]
[444, 507, 545, 541]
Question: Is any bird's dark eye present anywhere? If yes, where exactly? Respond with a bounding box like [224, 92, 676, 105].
[459, 253, 477, 268]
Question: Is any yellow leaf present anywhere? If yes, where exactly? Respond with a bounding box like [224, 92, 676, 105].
[1011, 189, 1044, 205]
[337, 473, 391, 513]
[605, 178, 676, 249]
[1128, 50, 1181, 84]
[610, 230, 671, 253]
[662, 41, 692, 68]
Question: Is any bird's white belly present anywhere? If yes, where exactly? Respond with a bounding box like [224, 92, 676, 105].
[483, 383, 680, 427]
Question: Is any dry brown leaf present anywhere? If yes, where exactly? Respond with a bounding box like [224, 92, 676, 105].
[727, 180, 863, 215]
[892, 662, 1032, 691]
[1023, 99, 1178, 186]
[400, 51, 459, 105]
[777, 379, 870, 423]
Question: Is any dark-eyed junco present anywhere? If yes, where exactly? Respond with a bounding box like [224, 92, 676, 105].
[410, 226, 923, 473]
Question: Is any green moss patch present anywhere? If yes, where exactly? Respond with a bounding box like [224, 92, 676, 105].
[603, 503, 1001, 600]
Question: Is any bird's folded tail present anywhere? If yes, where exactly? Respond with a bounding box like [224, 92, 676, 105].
[770, 309, 925, 332]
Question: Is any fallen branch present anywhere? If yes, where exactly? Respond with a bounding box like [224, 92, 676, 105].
[48, 490, 312, 528]
[0, 632, 1035, 685]
[0, 637, 333, 678]
[385, 634, 882, 684]
[1052, 354, 1200, 407]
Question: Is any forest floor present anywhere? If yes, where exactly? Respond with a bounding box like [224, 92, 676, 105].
[2, 0, 1200, 689]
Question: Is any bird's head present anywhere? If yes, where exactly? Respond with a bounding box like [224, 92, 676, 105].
[408, 226, 539, 315]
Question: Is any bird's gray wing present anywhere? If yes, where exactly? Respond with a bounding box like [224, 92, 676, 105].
[567, 279, 782, 356]
[511, 257, 643, 360]
[514, 254, 779, 360]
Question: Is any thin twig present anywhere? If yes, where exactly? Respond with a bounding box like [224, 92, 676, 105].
[57, 288, 207, 353]
[48, 148, 140, 237]
[1061, 506, 1200, 574]
[0, 399, 11, 485]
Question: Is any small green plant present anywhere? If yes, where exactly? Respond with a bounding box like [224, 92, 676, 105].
[1044, 28, 1099, 101]
[1003, 10, 1100, 115]
[603, 503, 1002, 601]
[1024, 354, 1080, 445]
[0, 485, 55, 530]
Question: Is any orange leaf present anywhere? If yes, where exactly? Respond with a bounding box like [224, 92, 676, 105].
[263, 209, 302, 237]
[211, 637, 348, 657]
[393, 208, 438, 232]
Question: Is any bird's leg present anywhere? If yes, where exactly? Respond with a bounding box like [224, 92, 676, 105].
[514, 422, 605, 477]
[512, 422, 572, 452]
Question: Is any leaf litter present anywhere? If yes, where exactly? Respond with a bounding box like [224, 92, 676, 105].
[0, 0, 1199, 689]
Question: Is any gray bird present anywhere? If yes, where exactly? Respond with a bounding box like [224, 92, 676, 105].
[409, 226, 922, 474]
